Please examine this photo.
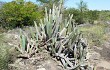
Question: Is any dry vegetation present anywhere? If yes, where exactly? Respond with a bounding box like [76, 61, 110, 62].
[0, 0, 110, 70]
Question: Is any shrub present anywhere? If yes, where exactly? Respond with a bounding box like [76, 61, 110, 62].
[0, 0, 43, 29]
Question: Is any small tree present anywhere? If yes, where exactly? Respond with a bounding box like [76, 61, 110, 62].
[0, 0, 43, 29]
[77, 0, 87, 24]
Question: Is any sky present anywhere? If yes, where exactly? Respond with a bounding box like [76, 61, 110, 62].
[0, 0, 110, 10]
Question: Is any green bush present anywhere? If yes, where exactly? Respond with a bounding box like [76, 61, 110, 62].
[0, 0, 43, 29]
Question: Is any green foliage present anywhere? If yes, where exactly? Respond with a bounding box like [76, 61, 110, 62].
[86, 10, 99, 24]
[0, 0, 43, 29]
[64, 8, 80, 22]
[99, 10, 110, 21]
[64, 8, 100, 24]
[76, 0, 88, 24]
[64, 8, 84, 24]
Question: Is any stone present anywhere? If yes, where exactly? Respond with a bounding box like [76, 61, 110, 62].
[37, 68, 46, 70]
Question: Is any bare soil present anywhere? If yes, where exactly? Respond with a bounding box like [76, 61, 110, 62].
[88, 41, 110, 70]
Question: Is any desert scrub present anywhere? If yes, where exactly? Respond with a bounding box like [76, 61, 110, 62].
[0, 44, 9, 70]
[79, 24, 107, 47]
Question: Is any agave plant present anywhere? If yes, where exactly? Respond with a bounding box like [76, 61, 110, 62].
[15, 29, 38, 58]
[16, 0, 88, 69]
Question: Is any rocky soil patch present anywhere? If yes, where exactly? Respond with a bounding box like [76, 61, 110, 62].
[88, 43, 110, 70]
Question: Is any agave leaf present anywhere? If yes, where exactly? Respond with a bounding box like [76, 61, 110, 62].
[40, 20, 45, 32]
[74, 44, 77, 58]
[34, 21, 42, 40]
[61, 58, 67, 68]
[30, 27, 35, 39]
[46, 22, 52, 38]
[40, 22, 46, 40]
[45, 7, 48, 21]
[62, 38, 69, 46]
[50, 38, 57, 53]
[27, 43, 30, 53]
[57, 42, 62, 54]
[59, 14, 62, 23]
[61, 54, 73, 68]
[66, 62, 80, 70]
[59, 28, 67, 37]
[65, 20, 70, 28]
[59, 21, 70, 36]
[52, 23, 59, 37]
[52, 4, 55, 20]
[19, 29, 26, 52]
[67, 21, 73, 33]
[79, 43, 83, 60]
[29, 39, 35, 55]
[21, 35, 26, 52]
[49, 9, 52, 23]
[16, 45, 23, 54]
[36, 32, 38, 41]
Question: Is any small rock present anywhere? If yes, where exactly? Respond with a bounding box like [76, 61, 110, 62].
[37, 68, 46, 70]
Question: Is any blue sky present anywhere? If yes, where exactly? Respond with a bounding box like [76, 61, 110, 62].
[0, 0, 110, 10]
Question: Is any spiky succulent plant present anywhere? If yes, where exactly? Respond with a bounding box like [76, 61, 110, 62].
[16, 0, 88, 69]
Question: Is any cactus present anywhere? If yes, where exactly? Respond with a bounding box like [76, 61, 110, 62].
[17, 0, 88, 70]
